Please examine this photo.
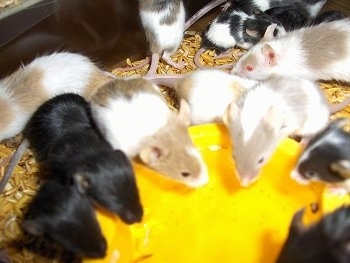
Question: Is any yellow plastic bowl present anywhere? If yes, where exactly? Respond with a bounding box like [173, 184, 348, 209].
[84, 124, 350, 263]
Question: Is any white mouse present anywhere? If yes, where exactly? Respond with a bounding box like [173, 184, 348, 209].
[223, 76, 350, 187]
[90, 77, 208, 188]
[174, 68, 257, 124]
[231, 19, 350, 82]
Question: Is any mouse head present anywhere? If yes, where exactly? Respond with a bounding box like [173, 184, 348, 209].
[277, 206, 350, 263]
[72, 150, 143, 225]
[138, 99, 208, 188]
[242, 19, 285, 49]
[292, 119, 350, 185]
[231, 24, 281, 80]
[22, 180, 106, 258]
[223, 92, 290, 186]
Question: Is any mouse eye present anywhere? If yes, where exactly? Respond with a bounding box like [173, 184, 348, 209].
[304, 170, 317, 179]
[258, 157, 264, 165]
[245, 65, 253, 72]
[181, 172, 190, 178]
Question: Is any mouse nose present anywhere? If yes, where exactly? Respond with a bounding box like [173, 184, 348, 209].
[181, 171, 190, 177]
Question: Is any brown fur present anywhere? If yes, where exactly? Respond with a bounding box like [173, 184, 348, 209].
[0, 98, 14, 134]
[83, 70, 111, 100]
[174, 75, 194, 100]
[91, 78, 161, 107]
[3, 67, 49, 112]
[300, 25, 348, 70]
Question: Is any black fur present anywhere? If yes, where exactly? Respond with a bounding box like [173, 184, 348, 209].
[22, 178, 106, 258]
[261, 3, 310, 31]
[277, 206, 350, 263]
[24, 93, 143, 224]
[295, 119, 350, 183]
[201, 1, 277, 52]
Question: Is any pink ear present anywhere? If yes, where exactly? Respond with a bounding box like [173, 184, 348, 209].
[262, 44, 277, 66]
[139, 146, 164, 166]
[262, 24, 277, 41]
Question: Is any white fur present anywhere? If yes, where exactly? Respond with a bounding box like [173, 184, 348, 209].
[185, 147, 209, 188]
[240, 86, 279, 142]
[186, 70, 255, 124]
[26, 52, 96, 95]
[234, 19, 350, 82]
[91, 93, 170, 156]
[140, 2, 185, 55]
[254, 0, 270, 11]
[205, 22, 237, 49]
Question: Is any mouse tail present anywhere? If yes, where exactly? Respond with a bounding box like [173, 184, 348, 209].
[0, 139, 30, 193]
[145, 74, 185, 88]
[184, 0, 228, 30]
[329, 96, 350, 114]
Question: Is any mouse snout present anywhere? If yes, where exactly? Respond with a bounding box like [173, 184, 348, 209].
[290, 169, 310, 185]
[239, 174, 259, 187]
[120, 207, 143, 224]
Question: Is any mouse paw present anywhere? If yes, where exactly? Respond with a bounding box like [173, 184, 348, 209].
[161, 54, 186, 69]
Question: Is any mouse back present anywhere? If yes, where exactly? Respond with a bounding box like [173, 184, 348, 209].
[22, 179, 107, 258]
[138, 0, 185, 55]
[91, 78, 208, 187]
[277, 206, 350, 263]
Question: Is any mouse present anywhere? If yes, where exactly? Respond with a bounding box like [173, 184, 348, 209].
[276, 206, 350, 263]
[174, 68, 257, 124]
[291, 118, 350, 192]
[222, 76, 350, 187]
[138, 0, 186, 76]
[5, 93, 143, 224]
[194, 1, 286, 68]
[0, 51, 113, 143]
[231, 18, 350, 82]
[22, 178, 107, 259]
[90, 77, 209, 188]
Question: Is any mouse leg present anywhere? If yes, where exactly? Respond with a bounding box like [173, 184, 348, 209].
[145, 53, 161, 76]
[161, 52, 186, 70]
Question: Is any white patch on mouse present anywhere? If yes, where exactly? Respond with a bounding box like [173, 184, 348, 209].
[92, 93, 169, 155]
[205, 22, 237, 49]
[185, 146, 209, 188]
[175, 69, 257, 125]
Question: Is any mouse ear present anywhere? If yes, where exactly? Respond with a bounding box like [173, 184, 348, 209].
[139, 146, 168, 166]
[74, 173, 90, 194]
[223, 102, 239, 126]
[245, 29, 259, 38]
[178, 99, 191, 126]
[289, 209, 307, 237]
[262, 24, 277, 41]
[262, 44, 277, 66]
[22, 219, 44, 236]
[330, 160, 350, 179]
[265, 106, 288, 135]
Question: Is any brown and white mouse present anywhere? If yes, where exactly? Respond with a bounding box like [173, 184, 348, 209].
[223, 76, 350, 187]
[90, 77, 209, 188]
[231, 19, 350, 82]
[0, 51, 113, 142]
